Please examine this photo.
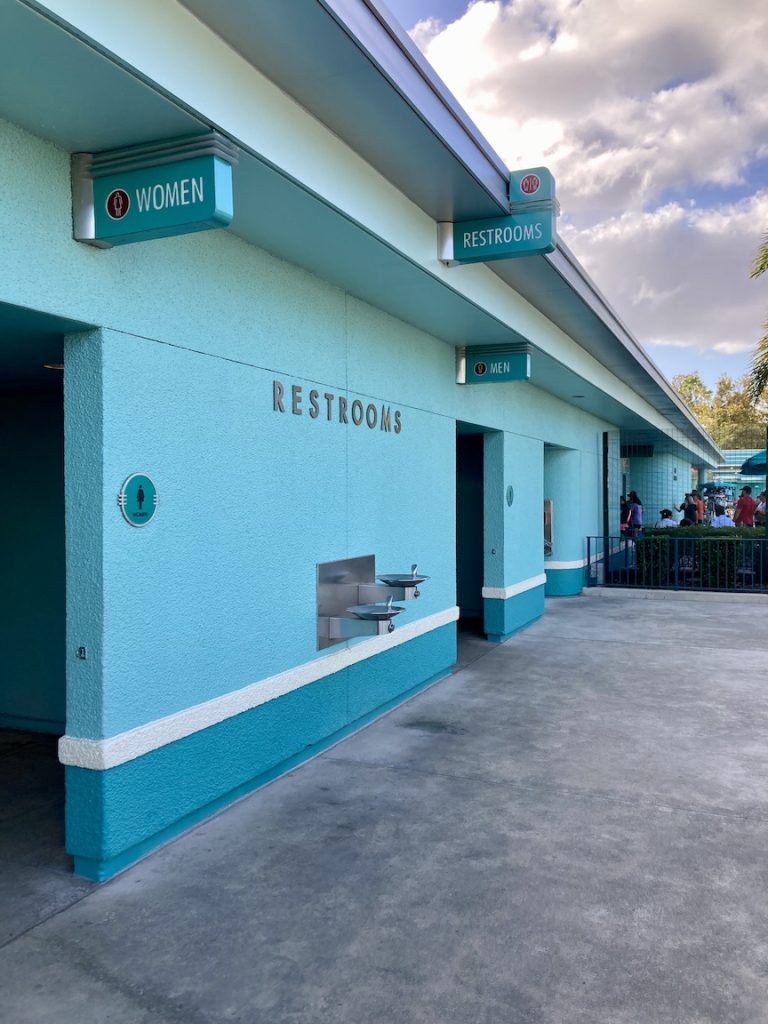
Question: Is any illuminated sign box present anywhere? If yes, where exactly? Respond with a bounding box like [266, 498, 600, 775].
[92, 156, 232, 246]
[73, 132, 237, 248]
[452, 210, 555, 263]
[459, 346, 531, 384]
[440, 167, 557, 264]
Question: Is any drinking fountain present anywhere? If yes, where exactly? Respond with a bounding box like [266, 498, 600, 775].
[376, 563, 429, 598]
[317, 554, 430, 649]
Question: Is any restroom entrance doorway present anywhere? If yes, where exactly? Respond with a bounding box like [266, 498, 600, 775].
[0, 302, 78, 874]
[456, 425, 485, 636]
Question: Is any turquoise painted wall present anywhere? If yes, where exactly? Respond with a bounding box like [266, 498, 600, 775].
[63, 331, 105, 739]
[484, 585, 545, 641]
[497, 432, 545, 587]
[1, 114, 626, 873]
[0, 118, 615, 736]
[63, 322, 456, 739]
[67, 623, 455, 879]
[544, 447, 583, 561]
[544, 446, 585, 595]
[0, 393, 65, 733]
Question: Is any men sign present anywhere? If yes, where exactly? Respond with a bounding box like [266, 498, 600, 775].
[460, 347, 531, 384]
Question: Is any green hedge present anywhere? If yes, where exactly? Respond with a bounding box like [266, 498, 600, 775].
[636, 527, 766, 588]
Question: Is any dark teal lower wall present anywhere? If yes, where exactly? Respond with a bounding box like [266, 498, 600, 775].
[67, 624, 456, 880]
[545, 567, 584, 596]
[484, 585, 544, 642]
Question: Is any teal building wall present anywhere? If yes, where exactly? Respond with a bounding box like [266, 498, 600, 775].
[3, 113, 622, 877]
[544, 446, 586, 596]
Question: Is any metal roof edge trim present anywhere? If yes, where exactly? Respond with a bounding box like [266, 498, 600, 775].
[20, 0, 722, 466]
[360, 0, 509, 176]
[312, 1, 721, 463]
[317, 0, 510, 211]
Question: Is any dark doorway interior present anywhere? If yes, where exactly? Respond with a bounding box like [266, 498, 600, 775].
[0, 729, 94, 941]
[456, 429, 484, 635]
[0, 392, 66, 734]
[0, 730, 66, 866]
[0, 307, 73, 888]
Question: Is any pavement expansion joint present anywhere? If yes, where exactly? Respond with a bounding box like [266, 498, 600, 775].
[0, 887, 97, 952]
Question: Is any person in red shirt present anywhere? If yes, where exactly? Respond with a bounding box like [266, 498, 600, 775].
[692, 490, 705, 524]
[734, 486, 757, 527]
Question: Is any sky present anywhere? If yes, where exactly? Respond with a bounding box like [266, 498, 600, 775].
[383, 0, 768, 391]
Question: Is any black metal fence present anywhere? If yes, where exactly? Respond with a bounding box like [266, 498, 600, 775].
[586, 534, 768, 593]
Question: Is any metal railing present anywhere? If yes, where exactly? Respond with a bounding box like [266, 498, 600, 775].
[586, 535, 768, 593]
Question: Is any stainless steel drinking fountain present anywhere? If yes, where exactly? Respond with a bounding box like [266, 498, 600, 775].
[375, 563, 429, 598]
[317, 554, 430, 649]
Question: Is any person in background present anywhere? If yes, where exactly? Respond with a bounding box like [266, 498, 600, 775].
[627, 491, 643, 535]
[692, 490, 705, 524]
[620, 495, 629, 533]
[734, 486, 757, 527]
[755, 492, 766, 528]
[654, 509, 678, 527]
[677, 493, 697, 523]
[711, 504, 735, 528]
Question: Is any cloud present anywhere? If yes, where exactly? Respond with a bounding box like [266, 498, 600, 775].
[643, 337, 699, 350]
[559, 192, 768, 367]
[415, 1, 768, 219]
[410, 16, 445, 47]
[410, 1, 768, 383]
[712, 340, 757, 355]
[631, 279, 684, 310]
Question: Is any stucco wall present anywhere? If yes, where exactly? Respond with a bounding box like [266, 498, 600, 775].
[0, 107, 643, 877]
[0, 112, 615, 745]
[0, 111, 631, 876]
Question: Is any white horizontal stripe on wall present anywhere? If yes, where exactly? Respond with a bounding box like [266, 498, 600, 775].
[481, 574, 547, 600]
[547, 541, 626, 570]
[59, 606, 459, 771]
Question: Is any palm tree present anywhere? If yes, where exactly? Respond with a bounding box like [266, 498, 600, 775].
[748, 234, 768, 402]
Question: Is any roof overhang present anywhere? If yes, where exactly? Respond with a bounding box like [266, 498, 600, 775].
[0, 0, 721, 464]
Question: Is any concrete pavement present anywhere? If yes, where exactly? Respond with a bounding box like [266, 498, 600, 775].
[1, 589, 767, 1023]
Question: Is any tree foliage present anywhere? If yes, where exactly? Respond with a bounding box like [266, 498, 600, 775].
[671, 234, 768, 437]
[749, 233, 768, 402]
[672, 371, 766, 447]
[671, 372, 711, 416]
